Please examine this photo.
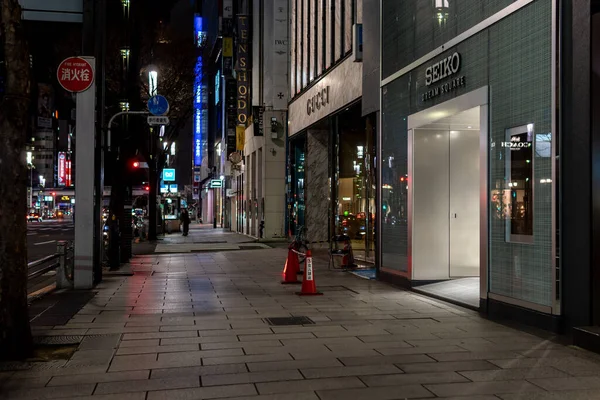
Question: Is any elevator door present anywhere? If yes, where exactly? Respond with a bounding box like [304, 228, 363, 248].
[449, 129, 480, 277]
[412, 107, 480, 280]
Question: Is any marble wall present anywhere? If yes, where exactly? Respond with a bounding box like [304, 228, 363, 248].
[306, 129, 330, 243]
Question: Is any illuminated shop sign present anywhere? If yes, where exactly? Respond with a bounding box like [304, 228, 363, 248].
[215, 70, 221, 105]
[193, 15, 205, 166]
[57, 152, 66, 186]
[422, 52, 466, 102]
[236, 15, 250, 126]
[162, 169, 175, 182]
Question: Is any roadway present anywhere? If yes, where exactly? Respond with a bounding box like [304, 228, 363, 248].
[26, 219, 74, 295]
[27, 219, 74, 262]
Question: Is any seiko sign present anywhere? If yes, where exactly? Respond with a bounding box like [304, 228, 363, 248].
[425, 52, 461, 86]
[306, 86, 330, 116]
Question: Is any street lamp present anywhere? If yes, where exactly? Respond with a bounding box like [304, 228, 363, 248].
[148, 64, 158, 96]
[26, 152, 33, 209]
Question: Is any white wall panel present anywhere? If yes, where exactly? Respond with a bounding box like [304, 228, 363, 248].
[412, 129, 450, 280]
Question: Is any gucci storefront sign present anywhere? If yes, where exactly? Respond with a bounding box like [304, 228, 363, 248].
[422, 52, 466, 102]
[306, 86, 330, 115]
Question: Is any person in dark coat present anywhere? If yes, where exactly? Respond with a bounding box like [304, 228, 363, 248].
[180, 209, 191, 236]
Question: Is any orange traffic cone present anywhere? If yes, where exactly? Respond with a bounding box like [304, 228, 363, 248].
[281, 248, 301, 284]
[296, 250, 323, 296]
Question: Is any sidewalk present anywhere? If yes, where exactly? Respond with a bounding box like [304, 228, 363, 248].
[5, 238, 600, 399]
[133, 224, 273, 255]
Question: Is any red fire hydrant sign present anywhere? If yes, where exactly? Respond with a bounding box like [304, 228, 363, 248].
[57, 57, 94, 93]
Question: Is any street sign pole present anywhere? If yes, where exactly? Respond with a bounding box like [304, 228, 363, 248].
[74, 56, 96, 289]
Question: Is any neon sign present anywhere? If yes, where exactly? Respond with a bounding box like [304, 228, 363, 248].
[193, 15, 205, 166]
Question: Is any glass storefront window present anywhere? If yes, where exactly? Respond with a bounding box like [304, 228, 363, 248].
[289, 135, 306, 236]
[335, 105, 376, 262]
[503, 124, 534, 243]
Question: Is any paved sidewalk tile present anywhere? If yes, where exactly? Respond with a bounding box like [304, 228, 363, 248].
[361, 371, 469, 386]
[339, 354, 435, 366]
[0, 383, 96, 399]
[499, 391, 600, 400]
[256, 376, 365, 394]
[150, 364, 248, 379]
[146, 383, 257, 400]
[459, 367, 569, 382]
[95, 376, 200, 395]
[4, 238, 600, 400]
[316, 384, 433, 400]
[115, 344, 199, 355]
[425, 380, 544, 397]
[48, 370, 150, 386]
[300, 364, 402, 379]
[55, 394, 147, 400]
[527, 376, 600, 391]
[202, 370, 303, 386]
[397, 360, 500, 373]
[218, 393, 319, 400]
[248, 357, 344, 372]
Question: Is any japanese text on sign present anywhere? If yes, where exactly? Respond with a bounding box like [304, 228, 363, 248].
[57, 57, 94, 92]
[60, 67, 90, 82]
[306, 258, 313, 281]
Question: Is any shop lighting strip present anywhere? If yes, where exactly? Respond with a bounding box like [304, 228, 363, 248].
[380, 0, 534, 87]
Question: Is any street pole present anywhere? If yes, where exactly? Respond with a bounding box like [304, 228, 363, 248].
[28, 168, 32, 210]
[73, 56, 97, 289]
[213, 187, 217, 229]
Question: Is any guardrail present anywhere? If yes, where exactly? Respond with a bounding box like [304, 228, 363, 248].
[27, 240, 74, 289]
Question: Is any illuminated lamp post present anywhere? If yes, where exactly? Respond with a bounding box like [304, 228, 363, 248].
[147, 64, 158, 96]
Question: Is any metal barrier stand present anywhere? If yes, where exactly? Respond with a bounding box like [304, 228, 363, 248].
[26, 240, 74, 289]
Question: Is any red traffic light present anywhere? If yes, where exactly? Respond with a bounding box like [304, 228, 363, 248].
[132, 161, 140, 168]
[51, 192, 56, 196]
[144, 186, 150, 191]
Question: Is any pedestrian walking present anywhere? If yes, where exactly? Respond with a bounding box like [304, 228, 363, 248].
[180, 209, 191, 236]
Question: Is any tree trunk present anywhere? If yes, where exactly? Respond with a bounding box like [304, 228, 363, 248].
[0, 0, 33, 360]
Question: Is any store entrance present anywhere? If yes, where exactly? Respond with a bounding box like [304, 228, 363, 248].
[410, 106, 483, 308]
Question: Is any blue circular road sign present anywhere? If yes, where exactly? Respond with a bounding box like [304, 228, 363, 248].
[148, 95, 169, 116]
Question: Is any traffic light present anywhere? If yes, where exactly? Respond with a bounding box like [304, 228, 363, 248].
[144, 185, 150, 191]
[132, 161, 140, 168]
[51, 192, 56, 196]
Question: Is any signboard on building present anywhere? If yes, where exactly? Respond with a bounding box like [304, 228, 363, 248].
[162, 169, 175, 182]
[236, 125, 245, 151]
[193, 15, 206, 167]
[223, 0, 233, 18]
[253, 107, 264, 136]
[236, 15, 250, 126]
[37, 83, 53, 129]
[57, 152, 66, 186]
[421, 52, 466, 102]
[215, 70, 221, 105]
[19, 0, 83, 23]
[66, 159, 72, 186]
[272, 1, 289, 110]
[57, 57, 94, 92]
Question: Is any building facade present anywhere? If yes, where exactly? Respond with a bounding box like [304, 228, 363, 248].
[374, 0, 600, 343]
[227, 0, 289, 240]
[287, 0, 376, 261]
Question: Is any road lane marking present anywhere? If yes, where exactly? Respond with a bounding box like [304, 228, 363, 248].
[34, 240, 56, 246]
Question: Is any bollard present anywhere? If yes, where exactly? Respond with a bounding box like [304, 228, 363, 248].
[56, 240, 73, 289]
